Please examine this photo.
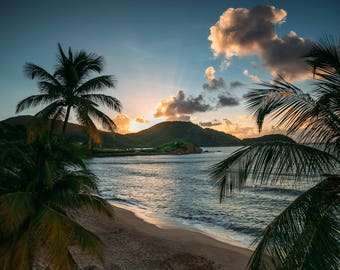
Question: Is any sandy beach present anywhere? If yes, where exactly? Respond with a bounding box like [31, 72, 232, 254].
[72, 204, 252, 270]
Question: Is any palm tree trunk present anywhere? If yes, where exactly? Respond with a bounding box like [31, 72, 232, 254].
[62, 105, 71, 137]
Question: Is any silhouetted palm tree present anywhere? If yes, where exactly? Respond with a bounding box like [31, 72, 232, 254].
[16, 44, 122, 144]
[0, 136, 113, 269]
[211, 37, 340, 270]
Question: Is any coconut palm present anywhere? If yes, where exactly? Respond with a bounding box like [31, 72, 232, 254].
[0, 136, 113, 269]
[16, 44, 122, 144]
[211, 37, 340, 270]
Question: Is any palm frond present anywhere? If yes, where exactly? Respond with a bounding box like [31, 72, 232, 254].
[245, 77, 315, 133]
[0, 192, 34, 237]
[54, 44, 80, 88]
[73, 51, 104, 77]
[86, 104, 117, 131]
[305, 36, 340, 74]
[75, 107, 102, 144]
[82, 93, 122, 112]
[75, 75, 116, 95]
[245, 77, 340, 150]
[49, 138, 87, 168]
[38, 81, 63, 96]
[247, 176, 340, 270]
[210, 142, 339, 201]
[16, 94, 57, 113]
[33, 100, 64, 121]
[33, 205, 104, 268]
[23, 63, 61, 86]
[0, 228, 32, 270]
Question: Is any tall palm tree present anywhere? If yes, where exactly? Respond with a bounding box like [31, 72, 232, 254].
[211, 37, 340, 270]
[16, 44, 122, 144]
[0, 136, 113, 269]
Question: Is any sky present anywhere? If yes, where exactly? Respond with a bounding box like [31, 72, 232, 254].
[1, 0, 339, 138]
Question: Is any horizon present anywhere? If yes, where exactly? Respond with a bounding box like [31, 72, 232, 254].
[1, 0, 339, 138]
[3, 114, 289, 140]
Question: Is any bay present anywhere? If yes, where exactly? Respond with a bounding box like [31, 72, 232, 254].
[88, 147, 304, 246]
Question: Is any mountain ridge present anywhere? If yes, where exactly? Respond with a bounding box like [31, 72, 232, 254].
[1, 115, 294, 147]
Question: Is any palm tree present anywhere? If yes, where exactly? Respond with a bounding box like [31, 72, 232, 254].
[16, 44, 122, 144]
[0, 136, 113, 269]
[211, 37, 340, 270]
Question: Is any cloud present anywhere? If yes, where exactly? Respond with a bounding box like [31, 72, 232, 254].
[154, 90, 212, 121]
[243, 69, 260, 82]
[208, 6, 313, 81]
[220, 59, 231, 71]
[217, 94, 239, 107]
[223, 118, 254, 138]
[112, 114, 131, 134]
[135, 117, 150, 124]
[222, 117, 286, 138]
[203, 66, 226, 91]
[168, 115, 191, 121]
[205, 66, 215, 81]
[230, 81, 246, 89]
[199, 120, 222, 127]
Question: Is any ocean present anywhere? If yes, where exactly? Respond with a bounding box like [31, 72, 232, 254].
[87, 147, 306, 247]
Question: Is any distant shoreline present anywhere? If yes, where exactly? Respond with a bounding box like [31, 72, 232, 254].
[90, 150, 203, 157]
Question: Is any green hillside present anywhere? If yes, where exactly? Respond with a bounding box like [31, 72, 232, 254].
[1, 115, 294, 148]
[241, 134, 295, 144]
[122, 121, 241, 147]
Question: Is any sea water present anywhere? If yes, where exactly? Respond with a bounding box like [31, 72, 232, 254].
[87, 147, 307, 246]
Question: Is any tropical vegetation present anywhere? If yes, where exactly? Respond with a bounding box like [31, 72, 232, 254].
[0, 44, 122, 269]
[0, 136, 113, 269]
[16, 44, 122, 145]
[211, 37, 340, 269]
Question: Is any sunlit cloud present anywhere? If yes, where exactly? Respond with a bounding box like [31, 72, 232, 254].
[208, 6, 313, 81]
[135, 117, 150, 124]
[112, 114, 131, 134]
[243, 69, 260, 82]
[202, 66, 226, 91]
[222, 117, 286, 138]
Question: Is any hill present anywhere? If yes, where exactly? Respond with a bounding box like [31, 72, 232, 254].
[241, 134, 295, 144]
[121, 121, 241, 147]
[1, 115, 294, 147]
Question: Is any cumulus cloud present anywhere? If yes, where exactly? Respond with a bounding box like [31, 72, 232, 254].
[230, 81, 246, 89]
[203, 66, 226, 91]
[199, 120, 222, 127]
[217, 94, 239, 107]
[243, 69, 260, 82]
[135, 117, 150, 124]
[154, 90, 212, 121]
[208, 6, 313, 81]
[112, 114, 131, 134]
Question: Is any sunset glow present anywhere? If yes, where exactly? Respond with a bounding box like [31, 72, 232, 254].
[1, 1, 339, 139]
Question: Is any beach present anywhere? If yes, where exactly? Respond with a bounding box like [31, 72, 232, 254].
[73, 204, 252, 270]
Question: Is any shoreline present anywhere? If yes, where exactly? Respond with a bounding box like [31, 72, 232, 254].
[73, 203, 252, 269]
[110, 202, 252, 250]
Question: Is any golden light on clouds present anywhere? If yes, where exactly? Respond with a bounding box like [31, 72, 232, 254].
[112, 114, 131, 134]
[208, 6, 312, 81]
[135, 117, 150, 124]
